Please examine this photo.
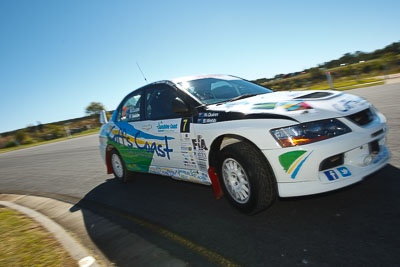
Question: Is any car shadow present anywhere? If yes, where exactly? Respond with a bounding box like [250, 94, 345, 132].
[70, 164, 400, 266]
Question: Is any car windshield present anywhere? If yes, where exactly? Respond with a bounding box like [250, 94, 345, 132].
[177, 77, 272, 105]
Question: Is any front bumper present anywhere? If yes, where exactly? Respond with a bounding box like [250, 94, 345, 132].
[263, 115, 390, 197]
[276, 146, 390, 197]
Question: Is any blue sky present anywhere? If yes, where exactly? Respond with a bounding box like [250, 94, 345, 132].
[1, 0, 399, 133]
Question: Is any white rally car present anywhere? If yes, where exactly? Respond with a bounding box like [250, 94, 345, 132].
[99, 75, 390, 214]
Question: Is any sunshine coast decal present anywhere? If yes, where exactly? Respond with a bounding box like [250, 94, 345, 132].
[156, 121, 178, 133]
[279, 150, 313, 179]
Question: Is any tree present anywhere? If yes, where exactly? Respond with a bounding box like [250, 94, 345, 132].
[382, 52, 397, 69]
[15, 130, 27, 145]
[46, 124, 64, 139]
[85, 102, 106, 116]
[309, 68, 324, 81]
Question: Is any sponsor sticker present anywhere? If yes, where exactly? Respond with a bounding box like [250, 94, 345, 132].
[337, 167, 352, 177]
[197, 118, 217, 123]
[192, 135, 208, 151]
[149, 166, 210, 183]
[280, 101, 312, 111]
[156, 121, 178, 133]
[197, 112, 219, 123]
[279, 150, 313, 179]
[109, 123, 174, 160]
[199, 112, 219, 118]
[323, 167, 352, 181]
[252, 102, 276, 110]
[323, 170, 340, 181]
[332, 97, 367, 112]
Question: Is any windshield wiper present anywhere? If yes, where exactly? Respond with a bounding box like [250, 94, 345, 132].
[216, 93, 262, 105]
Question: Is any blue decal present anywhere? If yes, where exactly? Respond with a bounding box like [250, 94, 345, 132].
[118, 121, 174, 141]
[134, 132, 173, 160]
[337, 167, 352, 177]
[324, 170, 339, 181]
[110, 127, 134, 148]
[324, 167, 353, 181]
[109, 122, 174, 160]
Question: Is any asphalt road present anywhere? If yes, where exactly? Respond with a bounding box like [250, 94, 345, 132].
[1, 83, 399, 266]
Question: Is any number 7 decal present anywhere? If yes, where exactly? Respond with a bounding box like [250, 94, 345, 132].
[180, 118, 191, 133]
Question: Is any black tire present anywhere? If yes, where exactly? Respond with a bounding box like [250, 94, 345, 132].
[218, 141, 277, 214]
[110, 149, 129, 183]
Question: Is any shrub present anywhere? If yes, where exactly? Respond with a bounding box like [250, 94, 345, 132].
[5, 141, 17, 148]
[15, 130, 26, 144]
[23, 137, 35, 145]
[361, 65, 372, 74]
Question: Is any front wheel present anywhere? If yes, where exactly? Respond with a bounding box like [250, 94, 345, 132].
[110, 149, 129, 183]
[218, 142, 277, 214]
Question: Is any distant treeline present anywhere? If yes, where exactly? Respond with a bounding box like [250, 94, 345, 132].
[0, 111, 114, 149]
[318, 41, 400, 69]
[253, 41, 400, 87]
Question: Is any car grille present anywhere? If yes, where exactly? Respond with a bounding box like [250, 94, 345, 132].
[346, 108, 374, 126]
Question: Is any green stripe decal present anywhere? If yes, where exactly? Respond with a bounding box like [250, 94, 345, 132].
[108, 140, 154, 172]
[279, 150, 307, 171]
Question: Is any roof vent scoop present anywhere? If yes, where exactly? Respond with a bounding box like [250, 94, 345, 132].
[295, 92, 333, 99]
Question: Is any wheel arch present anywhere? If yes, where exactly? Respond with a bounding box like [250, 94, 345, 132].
[208, 134, 272, 170]
[209, 134, 279, 213]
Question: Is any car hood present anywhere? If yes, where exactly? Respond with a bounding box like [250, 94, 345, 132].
[205, 90, 370, 123]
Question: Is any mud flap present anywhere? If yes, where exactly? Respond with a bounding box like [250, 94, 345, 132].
[208, 167, 224, 200]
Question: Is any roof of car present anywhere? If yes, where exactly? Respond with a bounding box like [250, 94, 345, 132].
[170, 74, 240, 84]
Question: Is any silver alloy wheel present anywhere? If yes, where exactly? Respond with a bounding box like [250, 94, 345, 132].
[111, 153, 124, 178]
[222, 158, 251, 204]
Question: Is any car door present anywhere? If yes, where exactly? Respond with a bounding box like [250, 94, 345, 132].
[138, 83, 209, 183]
[111, 89, 155, 173]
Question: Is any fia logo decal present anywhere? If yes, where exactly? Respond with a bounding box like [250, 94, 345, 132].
[192, 135, 208, 151]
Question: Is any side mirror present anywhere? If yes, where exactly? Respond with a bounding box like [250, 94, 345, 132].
[100, 110, 108, 124]
[172, 97, 191, 115]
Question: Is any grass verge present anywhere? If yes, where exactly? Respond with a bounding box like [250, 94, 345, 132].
[306, 78, 383, 90]
[0, 128, 100, 154]
[0, 206, 77, 267]
[334, 81, 385, 90]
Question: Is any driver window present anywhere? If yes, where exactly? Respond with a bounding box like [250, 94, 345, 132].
[145, 85, 180, 120]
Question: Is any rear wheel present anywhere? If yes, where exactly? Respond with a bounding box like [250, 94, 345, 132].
[110, 149, 129, 183]
[218, 141, 276, 214]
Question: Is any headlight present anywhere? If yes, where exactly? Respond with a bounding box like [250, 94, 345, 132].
[270, 119, 352, 147]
